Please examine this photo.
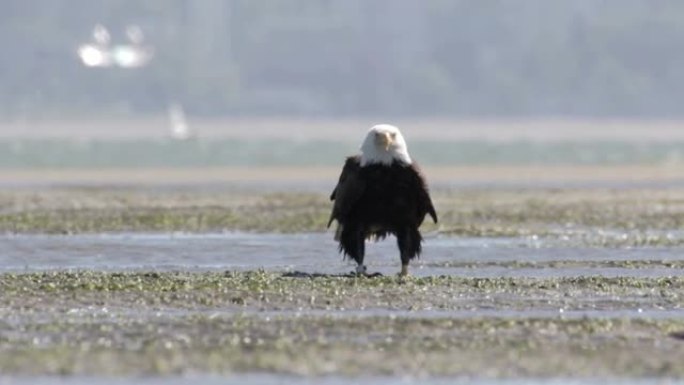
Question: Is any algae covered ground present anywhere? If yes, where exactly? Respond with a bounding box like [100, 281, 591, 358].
[2, 187, 684, 379]
[1, 271, 684, 377]
[4, 187, 684, 246]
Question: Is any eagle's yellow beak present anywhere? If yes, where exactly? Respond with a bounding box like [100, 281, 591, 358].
[378, 132, 393, 151]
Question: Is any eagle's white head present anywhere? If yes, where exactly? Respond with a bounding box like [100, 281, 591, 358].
[359, 124, 412, 166]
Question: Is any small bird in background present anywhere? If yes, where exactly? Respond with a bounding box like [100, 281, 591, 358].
[167, 103, 194, 141]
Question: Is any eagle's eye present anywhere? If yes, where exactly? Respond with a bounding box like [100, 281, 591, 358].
[390, 132, 397, 139]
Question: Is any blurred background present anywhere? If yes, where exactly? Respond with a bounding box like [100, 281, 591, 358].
[3, 0, 684, 187]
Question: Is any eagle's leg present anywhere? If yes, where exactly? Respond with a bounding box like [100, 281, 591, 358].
[397, 227, 420, 277]
[351, 230, 383, 277]
[341, 226, 382, 277]
[351, 229, 366, 276]
[397, 233, 411, 277]
[340, 225, 366, 274]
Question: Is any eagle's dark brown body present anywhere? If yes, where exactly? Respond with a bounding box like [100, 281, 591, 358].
[327, 156, 437, 270]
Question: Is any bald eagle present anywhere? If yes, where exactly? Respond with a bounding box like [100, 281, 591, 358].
[327, 124, 438, 276]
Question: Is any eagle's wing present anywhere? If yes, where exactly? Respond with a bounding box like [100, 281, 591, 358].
[411, 163, 438, 224]
[425, 191, 438, 224]
[327, 156, 365, 228]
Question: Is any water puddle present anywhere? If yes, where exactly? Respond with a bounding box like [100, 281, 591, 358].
[1, 233, 683, 278]
[26, 307, 684, 323]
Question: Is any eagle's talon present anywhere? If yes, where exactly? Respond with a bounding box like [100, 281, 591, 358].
[350, 265, 382, 278]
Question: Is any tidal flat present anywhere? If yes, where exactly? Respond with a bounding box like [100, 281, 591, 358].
[1, 271, 684, 377]
[3, 187, 684, 379]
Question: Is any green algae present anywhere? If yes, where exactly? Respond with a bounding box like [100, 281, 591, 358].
[4, 188, 684, 248]
[1, 313, 684, 377]
[1, 271, 684, 377]
[1, 271, 683, 315]
[3, 270, 684, 295]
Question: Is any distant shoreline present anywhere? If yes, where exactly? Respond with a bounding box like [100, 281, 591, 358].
[3, 164, 684, 190]
[1, 117, 683, 142]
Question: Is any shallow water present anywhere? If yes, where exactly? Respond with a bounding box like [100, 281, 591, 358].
[12, 306, 681, 325]
[1, 232, 682, 278]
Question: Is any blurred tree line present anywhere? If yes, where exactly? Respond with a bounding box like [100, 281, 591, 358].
[2, 0, 684, 118]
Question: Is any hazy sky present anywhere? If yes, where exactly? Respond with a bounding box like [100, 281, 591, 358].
[2, 1, 683, 118]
